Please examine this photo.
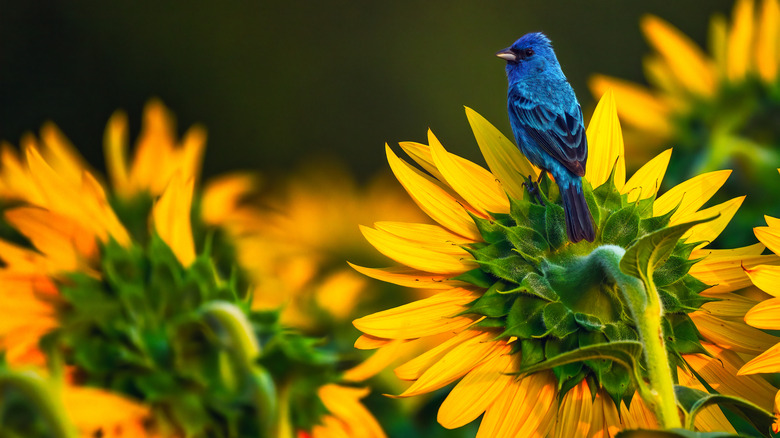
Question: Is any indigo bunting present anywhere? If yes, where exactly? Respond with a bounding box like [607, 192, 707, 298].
[497, 32, 595, 243]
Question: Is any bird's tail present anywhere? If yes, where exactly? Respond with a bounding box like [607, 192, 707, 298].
[561, 181, 595, 243]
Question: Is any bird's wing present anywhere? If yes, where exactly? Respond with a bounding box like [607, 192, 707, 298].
[509, 91, 587, 176]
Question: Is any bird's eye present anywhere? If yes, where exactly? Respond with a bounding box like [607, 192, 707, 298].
[525, 48, 535, 57]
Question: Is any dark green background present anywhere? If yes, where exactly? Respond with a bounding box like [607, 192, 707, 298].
[1, 1, 733, 183]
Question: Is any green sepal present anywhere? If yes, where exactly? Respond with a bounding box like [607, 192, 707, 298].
[603, 322, 640, 342]
[602, 205, 640, 248]
[504, 272, 559, 301]
[519, 339, 545, 367]
[666, 314, 708, 355]
[653, 255, 699, 288]
[674, 385, 775, 433]
[473, 253, 535, 285]
[509, 196, 546, 231]
[544, 202, 567, 250]
[501, 295, 546, 339]
[504, 225, 549, 262]
[542, 302, 578, 339]
[470, 214, 510, 244]
[592, 166, 624, 212]
[462, 283, 513, 317]
[545, 337, 583, 388]
[453, 268, 494, 288]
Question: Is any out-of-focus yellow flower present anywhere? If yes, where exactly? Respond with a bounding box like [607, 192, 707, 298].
[352, 91, 777, 436]
[229, 161, 429, 331]
[0, 100, 384, 437]
[591, 0, 780, 246]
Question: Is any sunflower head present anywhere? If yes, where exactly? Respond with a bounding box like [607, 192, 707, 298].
[352, 91, 766, 435]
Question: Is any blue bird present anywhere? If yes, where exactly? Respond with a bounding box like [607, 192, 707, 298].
[497, 32, 595, 243]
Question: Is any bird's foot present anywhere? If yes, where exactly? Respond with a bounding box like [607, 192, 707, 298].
[522, 174, 545, 205]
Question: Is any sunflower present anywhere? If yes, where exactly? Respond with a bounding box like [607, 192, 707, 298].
[591, 0, 780, 246]
[0, 100, 384, 437]
[352, 91, 778, 436]
[243, 160, 429, 334]
[738, 182, 780, 434]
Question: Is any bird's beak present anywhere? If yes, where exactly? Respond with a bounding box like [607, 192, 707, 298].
[496, 48, 517, 62]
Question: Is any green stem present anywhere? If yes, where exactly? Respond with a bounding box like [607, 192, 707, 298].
[585, 246, 681, 429]
[0, 369, 76, 438]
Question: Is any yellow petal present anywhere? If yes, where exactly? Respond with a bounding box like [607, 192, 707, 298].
[727, 0, 756, 81]
[179, 125, 207, 185]
[700, 292, 758, 320]
[764, 214, 780, 228]
[756, 0, 780, 81]
[677, 367, 736, 433]
[398, 333, 501, 397]
[395, 330, 480, 381]
[152, 174, 196, 267]
[429, 130, 509, 215]
[318, 385, 386, 438]
[641, 15, 717, 96]
[622, 149, 672, 203]
[692, 242, 766, 259]
[588, 76, 672, 136]
[621, 392, 659, 429]
[374, 221, 475, 246]
[5, 207, 98, 272]
[343, 339, 406, 382]
[710, 13, 729, 77]
[744, 263, 780, 297]
[653, 170, 731, 222]
[688, 343, 776, 409]
[585, 89, 625, 190]
[691, 253, 778, 294]
[476, 376, 519, 438]
[465, 107, 538, 200]
[512, 373, 557, 438]
[587, 392, 621, 438]
[63, 386, 150, 434]
[745, 297, 780, 329]
[201, 173, 258, 225]
[643, 55, 685, 97]
[129, 99, 177, 195]
[347, 263, 469, 290]
[739, 342, 780, 374]
[691, 312, 779, 354]
[398, 142, 447, 183]
[437, 343, 514, 428]
[682, 196, 744, 246]
[352, 288, 477, 339]
[553, 380, 593, 438]
[755, 225, 780, 255]
[386, 145, 480, 240]
[360, 225, 475, 274]
[104, 110, 131, 197]
[39, 122, 90, 185]
[477, 373, 556, 438]
[354, 334, 393, 350]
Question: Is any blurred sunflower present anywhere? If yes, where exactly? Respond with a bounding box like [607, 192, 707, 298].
[242, 161, 429, 335]
[591, 0, 780, 246]
[0, 100, 384, 437]
[737, 181, 780, 434]
[352, 91, 778, 436]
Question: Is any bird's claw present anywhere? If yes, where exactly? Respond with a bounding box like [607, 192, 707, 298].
[522, 174, 545, 205]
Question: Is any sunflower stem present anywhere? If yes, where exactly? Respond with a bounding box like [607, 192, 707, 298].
[586, 246, 681, 429]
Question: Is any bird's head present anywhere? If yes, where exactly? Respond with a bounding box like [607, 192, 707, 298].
[496, 32, 561, 83]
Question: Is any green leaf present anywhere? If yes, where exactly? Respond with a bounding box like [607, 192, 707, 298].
[615, 430, 739, 438]
[620, 216, 717, 286]
[513, 340, 643, 379]
[674, 385, 775, 433]
[602, 205, 640, 247]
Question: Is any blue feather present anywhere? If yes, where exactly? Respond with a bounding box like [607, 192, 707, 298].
[498, 32, 595, 242]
